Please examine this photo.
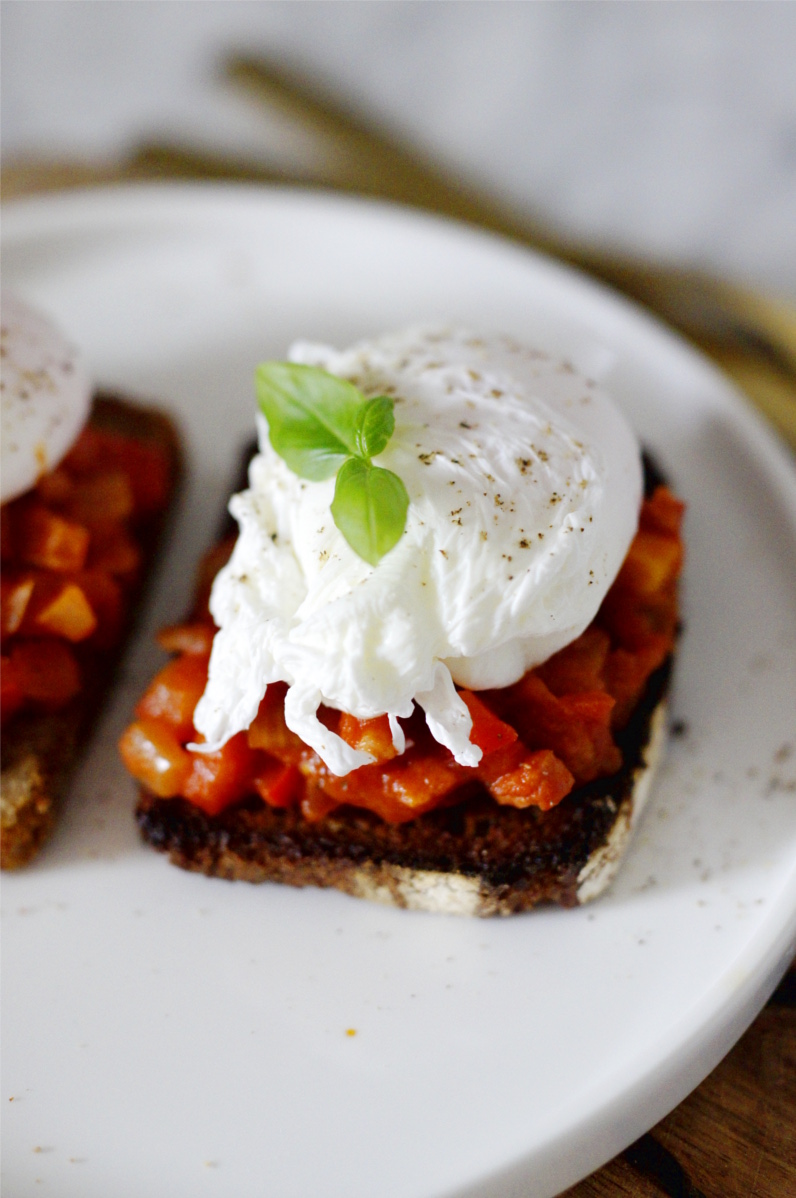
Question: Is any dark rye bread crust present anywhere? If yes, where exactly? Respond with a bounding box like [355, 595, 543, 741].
[1, 393, 182, 869]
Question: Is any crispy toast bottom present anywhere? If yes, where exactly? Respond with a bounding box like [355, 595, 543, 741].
[136, 657, 671, 916]
[1, 394, 182, 869]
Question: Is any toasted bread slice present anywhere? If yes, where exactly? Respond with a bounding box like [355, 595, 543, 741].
[133, 451, 677, 915]
[1, 394, 182, 869]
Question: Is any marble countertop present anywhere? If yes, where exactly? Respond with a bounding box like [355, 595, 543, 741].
[3, 1, 795, 302]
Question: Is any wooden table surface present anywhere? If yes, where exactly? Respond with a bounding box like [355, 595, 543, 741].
[565, 962, 796, 1197]
[3, 159, 795, 1198]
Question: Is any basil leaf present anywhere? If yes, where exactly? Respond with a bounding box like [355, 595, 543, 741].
[256, 362, 363, 481]
[355, 395, 395, 459]
[331, 458, 410, 566]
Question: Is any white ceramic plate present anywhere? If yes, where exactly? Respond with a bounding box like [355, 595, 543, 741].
[2, 186, 796, 1198]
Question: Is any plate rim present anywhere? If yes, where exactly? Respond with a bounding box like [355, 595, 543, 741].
[2, 181, 796, 1198]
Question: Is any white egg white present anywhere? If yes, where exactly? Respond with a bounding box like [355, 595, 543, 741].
[1, 295, 92, 504]
[193, 328, 642, 775]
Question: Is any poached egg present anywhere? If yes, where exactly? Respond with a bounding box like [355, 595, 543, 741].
[1, 295, 92, 504]
[193, 328, 642, 774]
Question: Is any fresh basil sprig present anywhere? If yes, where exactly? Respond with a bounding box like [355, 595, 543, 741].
[256, 362, 409, 566]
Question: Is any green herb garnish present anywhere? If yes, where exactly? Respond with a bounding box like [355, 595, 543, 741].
[256, 362, 409, 566]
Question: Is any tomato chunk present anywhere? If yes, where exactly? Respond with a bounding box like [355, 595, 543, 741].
[536, 627, 610, 697]
[641, 486, 685, 538]
[19, 505, 90, 573]
[66, 471, 134, 525]
[33, 582, 97, 642]
[119, 718, 193, 798]
[183, 732, 258, 816]
[87, 527, 141, 577]
[157, 622, 216, 656]
[10, 640, 81, 706]
[252, 760, 301, 809]
[459, 690, 518, 756]
[338, 712, 397, 762]
[135, 653, 210, 740]
[489, 750, 575, 811]
[247, 683, 305, 762]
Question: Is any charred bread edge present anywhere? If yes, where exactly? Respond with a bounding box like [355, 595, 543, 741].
[135, 656, 673, 917]
[0, 392, 183, 869]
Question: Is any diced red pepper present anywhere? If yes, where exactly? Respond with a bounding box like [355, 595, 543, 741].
[36, 467, 74, 507]
[252, 759, 301, 809]
[459, 690, 518, 756]
[135, 653, 210, 740]
[87, 527, 141, 577]
[66, 471, 134, 525]
[183, 732, 258, 816]
[19, 504, 90, 573]
[10, 640, 81, 707]
[247, 683, 305, 763]
[119, 718, 193, 798]
[74, 570, 123, 649]
[536, 626, 610, 697]
[61, 425, 104, 475]
[641, 486, 685, 538]
[338, 712, 397, 762]
[617, 531, 683, 598]
[491, 672, 620, 784]
[489, 750, 575, 811]
[157, 622, 216, 656]
[33, 582, 97, 642]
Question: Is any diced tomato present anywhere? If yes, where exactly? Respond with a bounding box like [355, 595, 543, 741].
[183, 732, 258, 816]
[641, 486, 685, 538]
[135, 653, 210, 740]
[87, 527, 141, 577]
[311, 749, 466, 824]
[604, 638, 670, 729]
[119, 718, 193, 798]
[33, 582, 97, 642]
[491, 672, 620, 783]
[252, 759, 301, 809]
[300, 780, 341, 823]
[458, 690, 518, 756]
[157, 622, 216, 656]
[10, 640, 80, 707]
[74, 570, 123, 648]
[338, 712, 397, 762]
[109, 436, 171, 516]
[489, 750, 575, 811]
[36, 467, 74, 506]
[19, 504, 90, 573]
[617, 531, 683, 598]
[1, 574, 35, 637]
[1, 655, 24, 722]
[247, 683, 305, 762]
[536, 627, 610, 697]
[66, 471, 135, 525]
[61, 425, 104, 475]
